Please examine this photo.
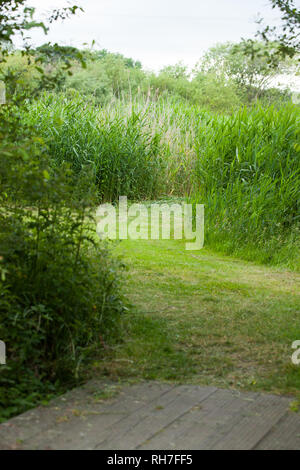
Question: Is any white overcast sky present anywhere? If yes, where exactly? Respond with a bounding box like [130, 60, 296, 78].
[24, 0, 297, 73]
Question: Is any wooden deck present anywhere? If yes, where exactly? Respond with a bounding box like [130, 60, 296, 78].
[0, 381, 299, 450]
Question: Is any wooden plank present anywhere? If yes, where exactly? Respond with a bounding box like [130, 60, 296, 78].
[211, 393, 291, 450]
[96, 385, 216, 450]
[0, 381, 173, 450]
[0, 385, 95, 449]
[27, 383, 174, 450]
[255, 412, 300, 450]
[139, 389, 258, 450]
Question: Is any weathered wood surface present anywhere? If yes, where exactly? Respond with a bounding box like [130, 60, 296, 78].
[0, 381, 299, 450]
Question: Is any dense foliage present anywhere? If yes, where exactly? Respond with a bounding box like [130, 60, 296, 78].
[257, 0, 300, 61]
[192, 104, 300, 267]
[19, 92, 300, 269]
[0, 103, 126, 422]
[1, 41, 295, 112]
[25, 93, 164, 201]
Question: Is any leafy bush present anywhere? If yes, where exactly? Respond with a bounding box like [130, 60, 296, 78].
[0, 105, 126, 421]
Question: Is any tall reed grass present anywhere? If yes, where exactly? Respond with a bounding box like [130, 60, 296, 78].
[191, 104, 300, 268]
[25, 93, 300, 268]
[25, 93, 165, 201]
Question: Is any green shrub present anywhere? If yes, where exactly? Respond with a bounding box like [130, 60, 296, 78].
[0, 105, 126, 421]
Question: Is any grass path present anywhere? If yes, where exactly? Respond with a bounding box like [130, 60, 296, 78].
[96, 233, 300, 400]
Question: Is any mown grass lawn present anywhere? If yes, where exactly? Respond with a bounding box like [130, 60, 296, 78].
[93, 232, 300, 399]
